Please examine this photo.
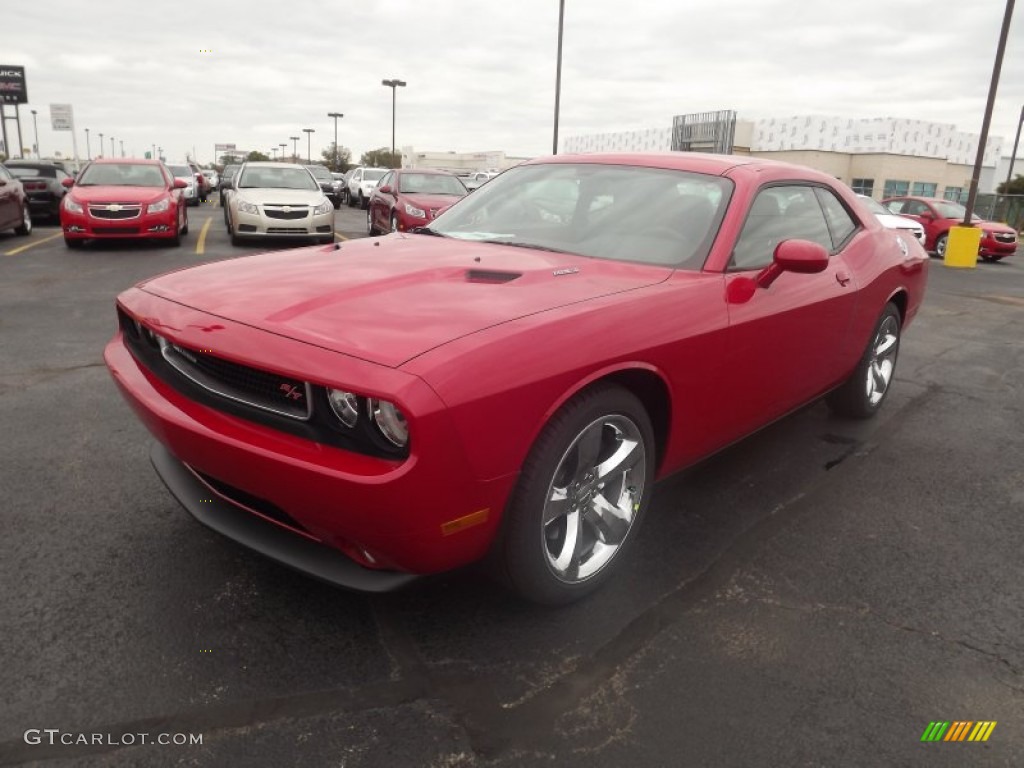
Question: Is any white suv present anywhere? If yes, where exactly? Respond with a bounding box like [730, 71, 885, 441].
[345, 167, 389, 209]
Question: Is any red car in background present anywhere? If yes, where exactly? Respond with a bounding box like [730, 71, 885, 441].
[883, 196, 1018, 261]
[0, 164, 32, 236]
[106, 153, 927, 604]
[60, 159, 189, 248]
[367, 168, 468, 234]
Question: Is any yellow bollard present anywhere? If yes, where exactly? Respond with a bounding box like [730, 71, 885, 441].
[944, 225, 981, 269]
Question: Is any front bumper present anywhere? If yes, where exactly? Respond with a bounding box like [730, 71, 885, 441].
[980, 235, 1017, 258]
[62, 208, 180, 240]
[104, 294, 515, 583]
[234, 207, 334, 237]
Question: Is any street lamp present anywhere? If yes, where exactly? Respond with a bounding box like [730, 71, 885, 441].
[85, 128, 91, 160]
[279, 143, 287, 162]
[120, 139, 125, 158]
[327, 111, 344, 170]
[553, 0, 565, 155]
[302, 128, 314, 164]
[158, 147, 163, 162]
[290, 135, 300, 162]
[381, 79, 406, 166]
[110, 136, 115, 158]
[30, 109, 39, 159]
[98, 132, 104, 158]
[271, 147, 278, 160]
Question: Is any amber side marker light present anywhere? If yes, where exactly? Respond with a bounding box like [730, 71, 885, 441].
[441, 508, 490, 536]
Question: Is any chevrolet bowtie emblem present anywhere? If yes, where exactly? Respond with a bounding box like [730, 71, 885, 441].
[108, 204, 122, 211]
[283, 206, 292, 212]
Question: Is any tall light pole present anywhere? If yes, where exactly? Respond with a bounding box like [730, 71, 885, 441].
[110, 135, 115, 158]
[963, 0, 1015, 226]
[271, 147, 278, 160]
[279, 143, 287, 161]
[327, 111, 344, 170]
[120, 139, 125, 158]
[290, 135, 300, 162]
[1003, 104, 1024, 191]
[152, 143, 156, 161]
[85, 128, 91, 160]
[98, 132, 104, 158]
[553, 0, 565, 155]
[30, 109, 39, 158]
[302, 128, 314, 164]
[381, 79, 406, 166]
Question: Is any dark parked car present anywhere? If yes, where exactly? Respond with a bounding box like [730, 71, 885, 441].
[4, 160, 71, 221]
[0, 164, 32, 235]
[305, 165, 341, 208]
[218, 164, 240, 206]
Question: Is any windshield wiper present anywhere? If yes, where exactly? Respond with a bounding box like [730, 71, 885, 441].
[479, 239, 568, 254]
[410, 226, 447, 237]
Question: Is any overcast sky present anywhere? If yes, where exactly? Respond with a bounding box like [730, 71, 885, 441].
[6, 0, 1023, 166]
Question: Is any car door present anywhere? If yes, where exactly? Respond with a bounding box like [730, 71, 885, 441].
[379, 171, 397, 230]
[722, 184, 860, 435]
[0, 166, 16, 228]
[897, 198, 941, 247]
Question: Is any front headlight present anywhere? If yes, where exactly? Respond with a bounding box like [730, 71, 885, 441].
[64, 198, 83, 214]
[148, 198, 170, 214]
[982, 230, 992, 238]
[404, 203, 426, 218]
[368, 398, 409, 448]
[326, 389, 360, 428]
[314, 199, 333, 215]
[237, 200, 259, 215]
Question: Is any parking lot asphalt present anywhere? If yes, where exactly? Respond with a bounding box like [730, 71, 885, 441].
[1, 204, 1022, 767]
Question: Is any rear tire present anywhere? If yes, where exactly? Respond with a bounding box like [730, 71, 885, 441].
[14, 204, 32, 236]
[826, 302, 901, 419]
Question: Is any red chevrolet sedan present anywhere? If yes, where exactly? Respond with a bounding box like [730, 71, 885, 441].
[106, 153, 928, 604]
[366, 168, 468, 235]
[60, 159, 189, 248]
[883, 195, 1017, 261]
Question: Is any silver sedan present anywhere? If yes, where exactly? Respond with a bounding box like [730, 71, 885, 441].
[225, 162, 336, 246]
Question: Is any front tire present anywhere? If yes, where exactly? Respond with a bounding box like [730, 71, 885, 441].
[390, 212, 400, 233]
[934, 233, 948, 259]
[14, 203, 32, 236]
[367, 207, 378, 235]
[493, 383, 655, 605]
[826, 302, 901, 419]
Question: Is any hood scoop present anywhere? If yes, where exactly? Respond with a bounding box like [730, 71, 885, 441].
[465, 269, 521, 284]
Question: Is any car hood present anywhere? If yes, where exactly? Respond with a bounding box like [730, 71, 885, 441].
[139, 234, 672, 368]
[402, 192, 465, 211]
[69, 185, 169, 203]
[235, 187, 327, 205]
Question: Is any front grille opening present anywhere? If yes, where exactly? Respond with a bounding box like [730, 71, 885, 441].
[192, 469, 317, 540]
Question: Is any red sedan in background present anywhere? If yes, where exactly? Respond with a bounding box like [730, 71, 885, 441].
[106, 153, 927, 604]
[883, 195, 1018, 261]
[367, 168, 468, 235]
[60, 159, 189, 249]
[0, 164, 32, 236]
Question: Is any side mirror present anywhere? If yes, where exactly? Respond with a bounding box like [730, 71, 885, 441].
[172, 179, 188, 189]
[378, 184, 392, 194]
[756, 239, 829, 288]
[61, 177, 75, 188]
[917, 211, 933, 220]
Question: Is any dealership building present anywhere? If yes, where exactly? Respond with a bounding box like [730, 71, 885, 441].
[563, 111, 1015, 202]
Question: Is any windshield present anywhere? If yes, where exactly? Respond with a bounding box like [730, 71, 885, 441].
[306, 166, 332, 181]
[431, 163, 733, 269]
[238, 166, 318, 190]
[77, 163, 167, 187]
[932, 200, 981, 221]
[399, 173, 467, 196]
[8, 166, 56, 178]
[363, 169, 387, 181]
[166, 165, 192, 177]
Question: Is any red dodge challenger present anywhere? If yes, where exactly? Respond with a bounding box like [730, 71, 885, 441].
[105, 153, 928, 604]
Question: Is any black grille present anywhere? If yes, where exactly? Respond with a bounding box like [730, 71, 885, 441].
[994, 233, 1016, 243]
[94, 227, 140, 234]
[265, 209, 309, 220]
[90, 206, 141, 220]
[266, 227, 307, 234]
[164, 343, 312, 420]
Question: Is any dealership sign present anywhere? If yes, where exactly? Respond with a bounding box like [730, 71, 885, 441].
[0, 65, 28, 104]
[50, 103, 74, 131]
[215, 143, 236, 151]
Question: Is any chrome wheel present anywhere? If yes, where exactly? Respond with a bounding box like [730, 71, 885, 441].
[15, 204, 32, 235]
[935, 234, 947, 258]
[390, 213, 399, 233]
[366, 207, 374, 235]
[542, 414, 646, 583]
[865, 315, 898, 405]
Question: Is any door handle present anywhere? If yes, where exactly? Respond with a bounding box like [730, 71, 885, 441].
[836, 271, 852, 287]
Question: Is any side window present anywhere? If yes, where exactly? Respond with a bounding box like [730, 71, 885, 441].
[903, 200, 930, 216]
[0, 166, 10, 181]
[814, 188, 858, 249]
[885, 199, 906, 213]
[378, 172, 393, 189]
[730, 186, 831, 270]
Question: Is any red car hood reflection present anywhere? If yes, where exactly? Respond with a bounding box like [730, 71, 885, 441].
[69, 185, 167, 204]
[139, 235, 671, 368]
